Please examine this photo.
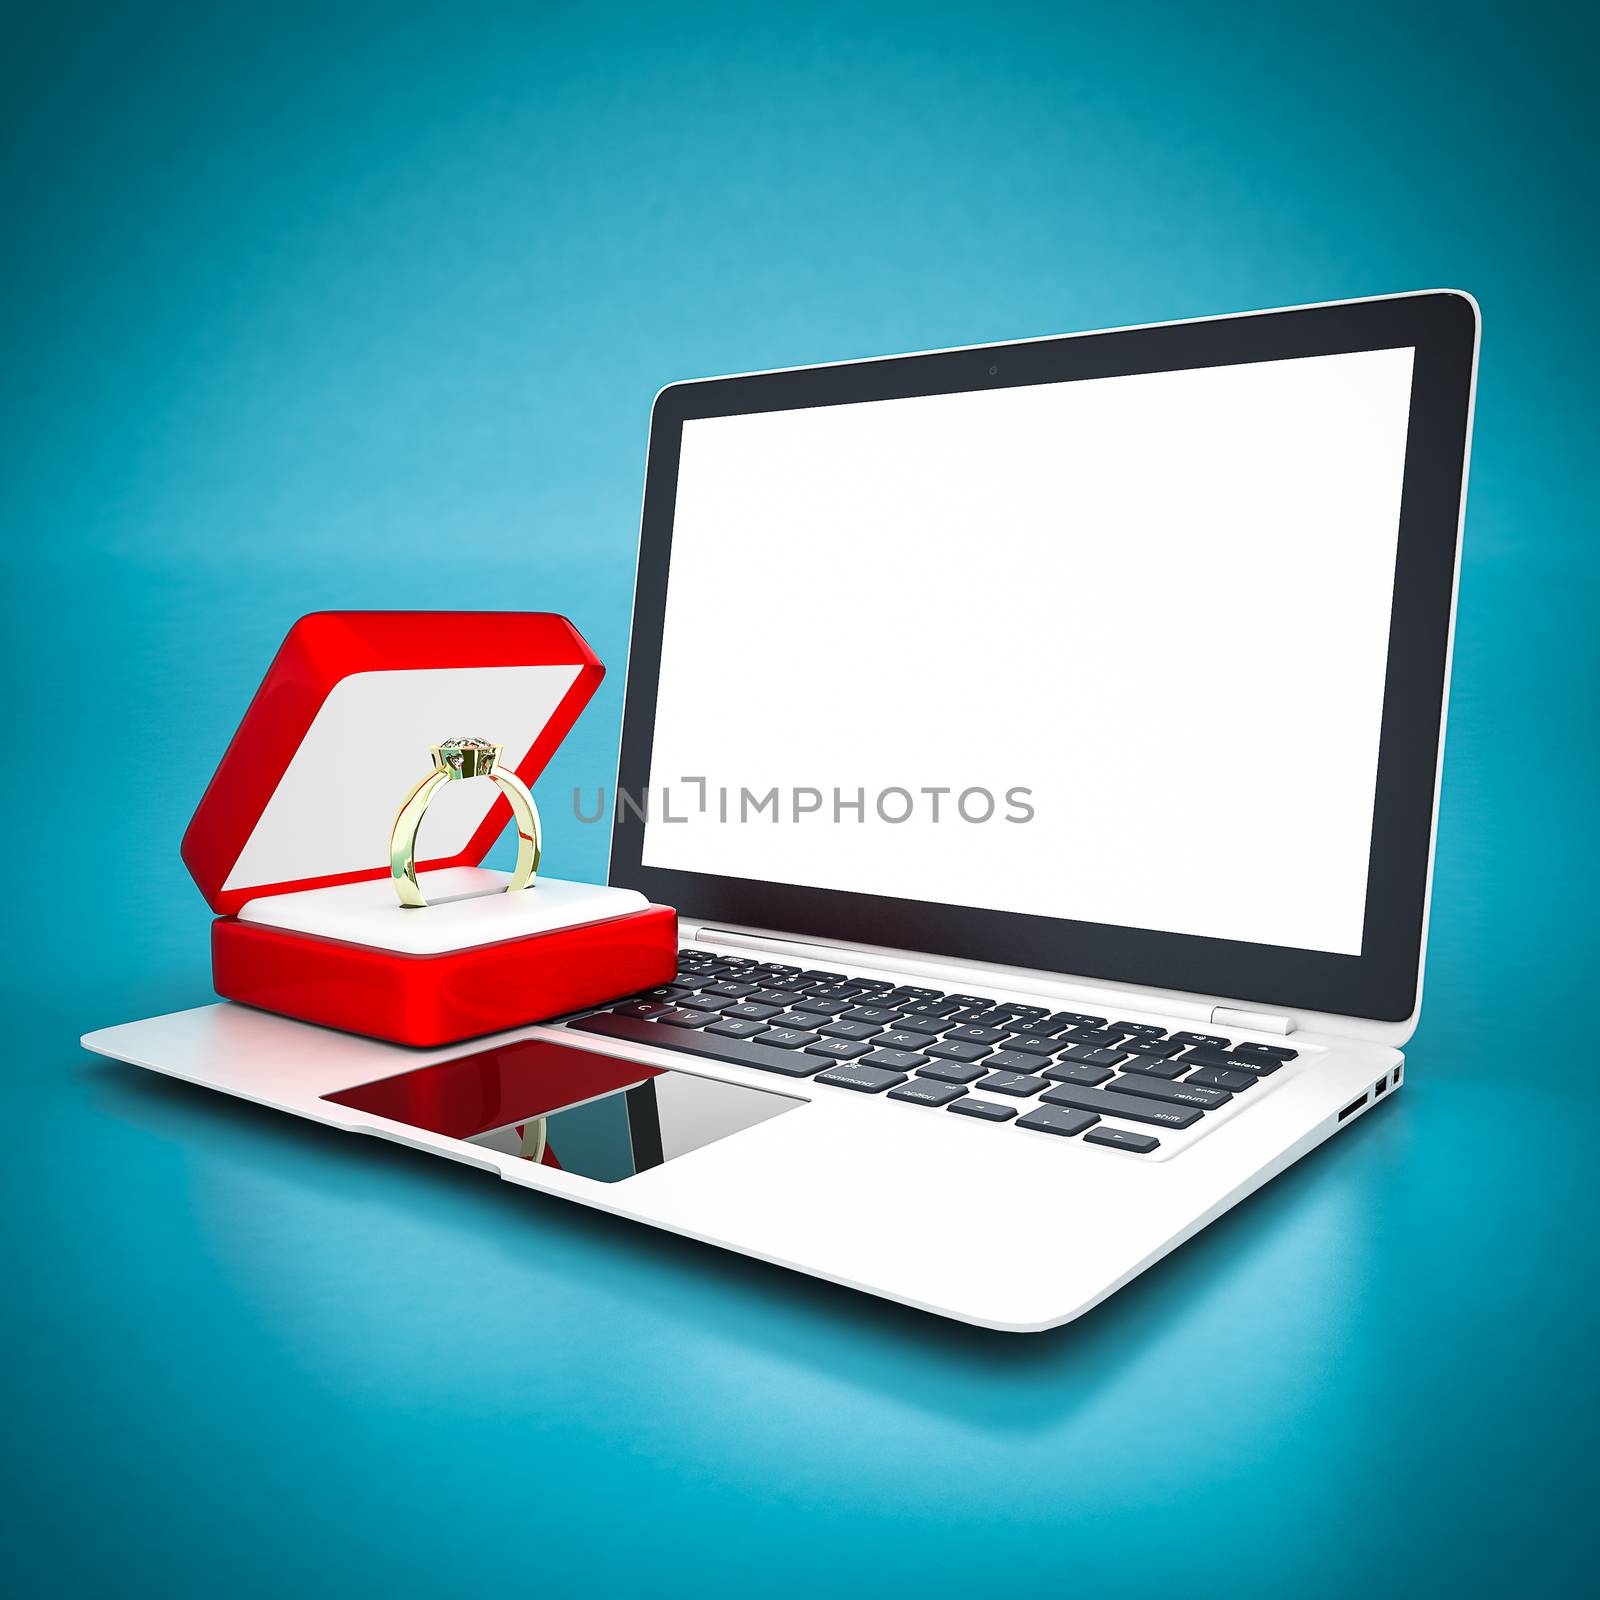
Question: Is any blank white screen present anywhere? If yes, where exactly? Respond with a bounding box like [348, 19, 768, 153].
[641, 346, 1415, 956]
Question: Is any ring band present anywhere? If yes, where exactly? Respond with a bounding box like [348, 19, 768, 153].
[390, 737, 541, 908]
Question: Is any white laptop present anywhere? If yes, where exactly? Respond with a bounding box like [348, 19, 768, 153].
[83, 290, 1479, 1331]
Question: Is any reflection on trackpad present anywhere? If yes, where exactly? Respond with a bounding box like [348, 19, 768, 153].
[324, 1036, 800, 1183]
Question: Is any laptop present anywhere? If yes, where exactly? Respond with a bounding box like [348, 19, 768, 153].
[84, 290, 1479, 1331]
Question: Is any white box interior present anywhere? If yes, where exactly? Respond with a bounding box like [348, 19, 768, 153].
[239, 870, 651, 954]
[223, 664, 585, 893]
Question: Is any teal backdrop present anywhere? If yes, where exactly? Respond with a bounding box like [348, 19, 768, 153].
[4, 2, 1596, 1594]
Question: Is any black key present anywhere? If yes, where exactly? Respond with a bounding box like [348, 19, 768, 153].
[1011, 1019, 1066, 1038]
[756, 1026, 820, 1049]
[789, 995, 854, 1016]
[944, 1024, 1009, 1046]
[772, 1012, 828, 1032]
[876, 1028, 938, 1051]
[1123, 1038, 1182, 1059]
[1119, 1056, 1188, 1080]
[891, 1011, 954, 1033]
[926, 1039, 993, 1063]
[886, 985, 942, 1001]
[815, 1064, 907, 1094]
[1038, 1084, 1203, 1128]
[994, 1003, 1047, 1018]
[1084, 1127, 1160, 1154]
[613, 1000, 670, 1019]
[1111, 1021, 1166, 1038]
[917, 1060, 989, 1085]
[805, 1038, 873, 1061]
[1000, 1035, 1062, 1057]
[900, 999, 963, 1018]
[845, 977, 893, 991]
[568, 1012, 826, 1077]
[1234, 1042, 1298, 1061]
[948, 1098, 1017, 1122]
[1182, 1048, 1282, 1075]
[1186, 1065, 1257, 1092]
[944, 1008, 1002, 1028]
[753, 962, 800, 976]
[1055, 1045, 1128, 1069]
[657, 1008, 716, 1027]
[799, 969, 847, 982]
[861, 1048, 930, 1072]
[819, 1019, 884, 1042]
[683, 994, 739, 1013]
[722, 1002, 784, 1022]
[887, 1079, 967, 1107]
[702, 980, 760, 999]
[985, 1048, 1059, 1073]
[1016, 1106, 1099, 1138]
[1060, 1026, 1124, 1049]
[842, 1005, 900, 1025]
[802, 987, 861, 1004]
[1169, 1031, 1232, 1050]
[706, 1018, 770, 1039]
[1043, 1063, 1116, 1087]
[978, 1070, 1050, 1098]
[645, 984, 701, 1001]
[1039, 1011, 1106, 1032]
[946, 994, 995, 1008]
[746, 989, 798, 1007]
[1108, 1074, 1230, 1110]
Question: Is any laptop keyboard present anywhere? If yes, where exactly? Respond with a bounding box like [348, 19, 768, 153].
[561, 949, 1297, 1156]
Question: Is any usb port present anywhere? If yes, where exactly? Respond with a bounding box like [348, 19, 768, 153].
[1338, 1094, 1368, 1122]
[1373, 1078, 1387, 1098]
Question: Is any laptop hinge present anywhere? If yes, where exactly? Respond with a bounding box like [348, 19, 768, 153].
[1211, 1005, 1295, 1037]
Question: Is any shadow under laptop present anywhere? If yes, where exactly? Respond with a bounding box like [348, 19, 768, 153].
[90, 1057, 1397, 1434]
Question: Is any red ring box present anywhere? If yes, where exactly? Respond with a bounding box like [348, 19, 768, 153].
[183, 611, 676, 1046]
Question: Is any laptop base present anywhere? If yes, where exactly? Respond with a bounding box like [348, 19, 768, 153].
[82, 1000, 1398, 1332]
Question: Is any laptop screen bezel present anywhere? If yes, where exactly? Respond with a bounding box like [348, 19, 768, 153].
[608, 293, 1477, 1023]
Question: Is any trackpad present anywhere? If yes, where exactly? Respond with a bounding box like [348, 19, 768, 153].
[324, 1035, 800, 1182]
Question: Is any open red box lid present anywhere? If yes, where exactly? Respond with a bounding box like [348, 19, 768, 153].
[182, 612, 605, 916]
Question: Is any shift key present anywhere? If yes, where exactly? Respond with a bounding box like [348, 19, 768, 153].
[1038, 1083, 1203, 1129]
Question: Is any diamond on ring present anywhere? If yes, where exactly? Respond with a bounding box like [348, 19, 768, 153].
[434, 737, 501, 780]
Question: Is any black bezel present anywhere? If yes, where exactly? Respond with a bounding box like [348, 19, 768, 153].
[610, 293, 1477, 1022]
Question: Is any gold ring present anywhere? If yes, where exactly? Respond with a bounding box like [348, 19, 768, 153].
[389, 737, 541, 908]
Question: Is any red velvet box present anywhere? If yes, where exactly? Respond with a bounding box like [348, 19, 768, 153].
[182, 611, 677, 1046]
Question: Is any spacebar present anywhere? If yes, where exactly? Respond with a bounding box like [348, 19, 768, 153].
[565, 1013, 826, 1078]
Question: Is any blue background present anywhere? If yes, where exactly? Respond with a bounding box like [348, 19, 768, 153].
[5, 2, 1596, 1593]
